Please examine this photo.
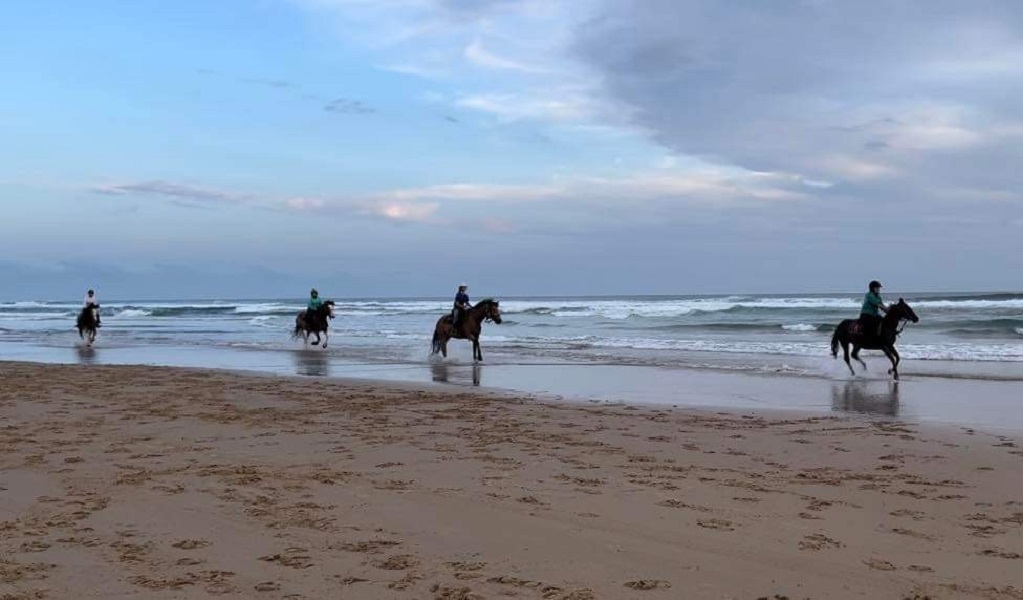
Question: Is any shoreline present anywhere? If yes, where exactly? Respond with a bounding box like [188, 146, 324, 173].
[2, 362, 1022, 598]
[3, 343, 1023, 432]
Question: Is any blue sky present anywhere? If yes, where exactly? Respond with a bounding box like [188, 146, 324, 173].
[2, 0, 1021, 299]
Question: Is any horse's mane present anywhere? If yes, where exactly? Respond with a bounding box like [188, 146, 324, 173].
[477, 298, 497, 304]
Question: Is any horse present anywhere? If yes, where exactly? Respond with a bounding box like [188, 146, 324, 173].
[830, 298, 919, 380]
[76, 305, 99, 347]
[431, 299, 502, 363]
[292, 301, 336, 348]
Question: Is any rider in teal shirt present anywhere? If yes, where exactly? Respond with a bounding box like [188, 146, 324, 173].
[858, 280, 887, 336]
[307, 288, 324, 312]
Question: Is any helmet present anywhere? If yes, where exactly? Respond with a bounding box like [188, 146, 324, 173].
[87, 289, 94, 295]
[310, 288, 319, 296]
[869, 280, 882, 289]
[458, 283, 468, 289]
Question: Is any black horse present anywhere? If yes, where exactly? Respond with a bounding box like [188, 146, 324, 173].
[431, 299, 502, 363]
[76, 305, 99, 347]
[830, 298, 919, 380]
[292, 301, 336, 348]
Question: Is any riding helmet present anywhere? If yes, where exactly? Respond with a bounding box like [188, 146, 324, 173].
[869, 280, 882, 289]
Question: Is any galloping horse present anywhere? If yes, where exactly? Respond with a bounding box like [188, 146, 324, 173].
[292, 301, 336, 348]
[431, 299, 502, 362]
[76, 305, 99, 347]
[831, 298, 919, 380]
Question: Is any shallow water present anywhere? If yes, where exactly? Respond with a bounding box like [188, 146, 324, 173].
[2, 339, 1021, 432]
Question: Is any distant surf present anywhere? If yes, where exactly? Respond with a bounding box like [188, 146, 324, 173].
[2, 294, 1022, 377]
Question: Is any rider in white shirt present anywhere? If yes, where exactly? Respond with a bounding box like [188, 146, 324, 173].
[84, 289, 101, 327]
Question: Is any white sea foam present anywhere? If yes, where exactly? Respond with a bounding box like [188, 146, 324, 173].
[233, 303, 297, 314]
[113, 309, 152, 318]
[782, 323, 818, 332]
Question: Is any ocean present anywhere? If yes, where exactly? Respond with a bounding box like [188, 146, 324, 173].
[2, 293, 1022, 382]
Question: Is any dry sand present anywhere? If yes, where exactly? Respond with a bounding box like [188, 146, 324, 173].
[1, 362, 1021, 600]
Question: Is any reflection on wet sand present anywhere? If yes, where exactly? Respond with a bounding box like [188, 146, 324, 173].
[74, 346, 98, 366]
[430, 362, 481, 387]
[831, 380, 900, 416]
[293, 350, 330, 377]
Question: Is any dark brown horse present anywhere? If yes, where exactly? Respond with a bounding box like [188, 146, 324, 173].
[831, 298, 919, 380]
[76, 305, 99, 347]
[431, 299, 502, 362]
[292, 301, 336, 348]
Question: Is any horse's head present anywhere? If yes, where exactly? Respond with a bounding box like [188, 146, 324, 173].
[891, 298, 919, 323]
[324, 300, 336, 319]
[479, 299, 502, 324]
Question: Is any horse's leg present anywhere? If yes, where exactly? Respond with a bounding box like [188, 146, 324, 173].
[884, 347, 900, 380]
[311, 331, 321, 346]
[843, 342, 855, 376]
[852, 347, 867, 371]
[322, 329, 328, 349]
[473, 336, 482, 363]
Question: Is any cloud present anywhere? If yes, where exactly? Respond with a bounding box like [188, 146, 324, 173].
[280, 166, 815, 228]
[464, 38, 544, 72]
[91, 181, 246, 204]
[290, 0, 607, 123]
[456, 89, 597, 122]
[572, 0, 1023, 201]
[239, 77, 295, 89]
[323, 98, 376, 115]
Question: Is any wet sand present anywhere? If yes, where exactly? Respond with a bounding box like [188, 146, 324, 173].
[1, 362, 1022, 599]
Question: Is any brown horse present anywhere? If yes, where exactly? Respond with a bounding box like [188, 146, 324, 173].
[431, 299, 502, 362]
[76, 305, 99, 347]
[292, 301, 336, 348]
[830, 298, 919, 380]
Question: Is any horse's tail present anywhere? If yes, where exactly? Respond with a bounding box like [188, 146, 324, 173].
[830, 325, 841, 359]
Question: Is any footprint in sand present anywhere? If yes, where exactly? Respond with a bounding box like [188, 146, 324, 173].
[172, 539, 211, 550]
[254, 581, 281, 592]
[374, 554, 418, 570]
[863, 558, 897, 571]
[696, 518, 735, 531]
[19, 541, 52, 553]
[978, 549, 1023, 559]
[334, 539, 401, 554]
[624, 579, 671, 591]
[258, 548, 313, 569]
[799, 534, 844, 551]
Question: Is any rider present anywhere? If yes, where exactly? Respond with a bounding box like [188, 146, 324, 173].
[858, 280, 887, 337]
[83, 289, 101, 327]
[452, 283, 471, 330]
[307, 288, 324, 328]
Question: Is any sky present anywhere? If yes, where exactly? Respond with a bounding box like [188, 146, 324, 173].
[1, 0, 1021, 300]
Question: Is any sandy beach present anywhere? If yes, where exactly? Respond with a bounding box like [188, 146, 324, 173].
[1, 362, 1021, 599]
